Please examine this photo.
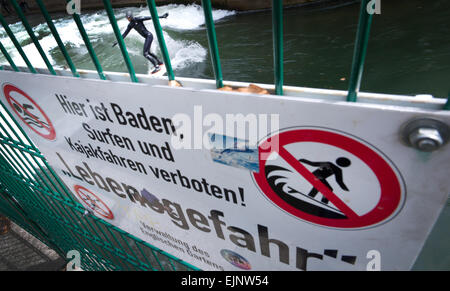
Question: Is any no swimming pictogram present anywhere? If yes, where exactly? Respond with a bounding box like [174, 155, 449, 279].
[74, 185, 114, 220]
[253, 127, 405, 229]
[3, 84, 56, 140]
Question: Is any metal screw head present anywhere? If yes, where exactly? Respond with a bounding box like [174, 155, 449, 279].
[402, 118, 449, 152]
[409, 128, 444, 152]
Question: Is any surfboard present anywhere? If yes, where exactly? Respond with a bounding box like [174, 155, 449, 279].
[150, 64, 167, 77]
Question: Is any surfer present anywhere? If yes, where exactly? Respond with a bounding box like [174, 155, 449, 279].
[299, 157, 351, 204]
[113, 11, 168, 74]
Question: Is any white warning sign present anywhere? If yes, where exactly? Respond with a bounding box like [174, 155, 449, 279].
[253, 127, 405, 229]
[1, 70, 449, 271]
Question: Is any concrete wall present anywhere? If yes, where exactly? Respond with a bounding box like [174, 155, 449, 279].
[2, 0, 327, 14]
[210, 0, 319, 11]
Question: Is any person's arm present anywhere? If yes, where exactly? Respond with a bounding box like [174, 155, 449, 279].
[299, 159, 322, 167]
[137, 13, 168, 22]
[113, 23, 133, 47]
[121, 23, 133, 39]
[135, 16, 152, 21]
[333, 168, 349, 191]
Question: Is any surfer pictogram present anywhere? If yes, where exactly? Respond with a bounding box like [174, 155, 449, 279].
[296, 157, 351, 204]
[253, 128, 404, 229]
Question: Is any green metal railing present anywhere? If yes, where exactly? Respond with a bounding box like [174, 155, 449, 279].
[444, 90, 450, 110]
[0, 101, 199, 271]
[0, 1, 202, 269]
[0, 0, 202, 271]
[147, 0, 175, 81]
[36, 0, 80, 78]
[10, 0, 56, 75]
[0, 0, 447, 107]
[0, 13, 36, 73]
[346, 0, 373, 102]
[272, 0, 284, 95]
[66, 1, 107, 80]
[103, 0, 138, 83]
[0, 40, 18, 71]
[0, 0, 448, 272]
[201, 0, 223, 88]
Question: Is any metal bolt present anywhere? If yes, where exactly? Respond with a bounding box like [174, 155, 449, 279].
[409, 128, 444, 152]
[402, 118, 449, 152]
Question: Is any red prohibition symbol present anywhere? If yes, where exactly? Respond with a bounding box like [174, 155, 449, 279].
[74, 185, 114, 220]
[253, 128, 405, 229]
[3, 84, 56, 140]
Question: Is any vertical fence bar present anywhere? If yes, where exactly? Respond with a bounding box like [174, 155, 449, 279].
[0, 40, 18, 71]
[69, 12, 106, 80]
[201, 0, 223, 88]
[103, 0, 138, 83]
[346, 0, 373, 102]
[0, 13, 36, 73]
[444, 94, 450, 110]
[10, 0, 56, 75]
[272, 0, 284, 95]
[146, 0, 175, 81]
[36, 0, 79, 77]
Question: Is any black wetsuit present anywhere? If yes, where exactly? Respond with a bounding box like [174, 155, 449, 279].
[299, 159, 349, 204]
[122, 17, 162, 67]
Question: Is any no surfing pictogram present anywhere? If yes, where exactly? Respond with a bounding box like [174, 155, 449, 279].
[74, 185, 114, 220]
[3, 84, 56, 140]
[253, 127, 405, 229]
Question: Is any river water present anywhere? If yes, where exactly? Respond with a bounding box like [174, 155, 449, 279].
[0, 0, 448, 270]
[1, 0, 449, 98]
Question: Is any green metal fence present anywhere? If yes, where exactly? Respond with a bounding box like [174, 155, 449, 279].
[0, 0, 448, 107]
[0, 0, 448, 272]
[0, 100, 199, 271]
[0, 1, 202, 270]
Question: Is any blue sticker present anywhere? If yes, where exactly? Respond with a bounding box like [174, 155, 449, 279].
[208, 133, 259, 172]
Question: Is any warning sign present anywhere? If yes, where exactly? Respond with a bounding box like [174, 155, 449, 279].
[74, 185, 114, 220]
[253, 127, 405, 229]
[2, 70, 448, 270]
[3, 83, 56, 140]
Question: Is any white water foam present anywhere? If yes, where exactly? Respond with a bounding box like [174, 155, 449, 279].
[146, 3, 236, 30]
[0, 4, 235, 73]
